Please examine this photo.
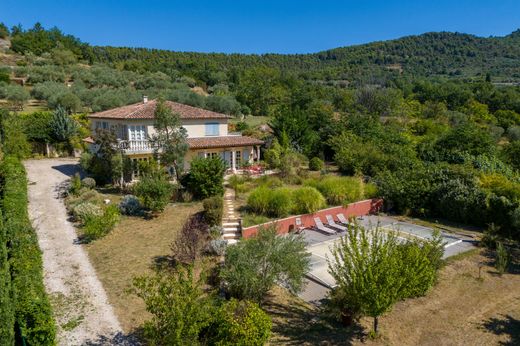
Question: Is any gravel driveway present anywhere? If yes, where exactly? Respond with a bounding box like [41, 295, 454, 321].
[25, 159, 132, 345]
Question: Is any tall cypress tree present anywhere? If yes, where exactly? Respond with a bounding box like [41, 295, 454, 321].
[49, 105, 76, 143]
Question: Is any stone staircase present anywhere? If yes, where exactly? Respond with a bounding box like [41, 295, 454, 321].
[222, 187, 241, 244]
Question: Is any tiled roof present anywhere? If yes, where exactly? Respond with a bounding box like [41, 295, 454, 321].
[88, 99, 231, 120]
[187, 136, 264, 149]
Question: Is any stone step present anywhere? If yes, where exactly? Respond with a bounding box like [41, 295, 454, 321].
[223, 226, 239, 231]
[226, 239, 238, 245]
[223, 234, 241, 239]
[223, 222, 240, 227]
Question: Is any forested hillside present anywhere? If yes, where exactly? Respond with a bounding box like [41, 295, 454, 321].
[1, 22, 520, 243]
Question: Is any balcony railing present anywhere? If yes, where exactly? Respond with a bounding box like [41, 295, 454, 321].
[118, 140, 153, 153]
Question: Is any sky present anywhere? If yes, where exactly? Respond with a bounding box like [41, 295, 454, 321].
[2, 0, 520, 54]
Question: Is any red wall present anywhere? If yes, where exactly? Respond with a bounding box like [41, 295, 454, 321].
[241, 198, 383, 239]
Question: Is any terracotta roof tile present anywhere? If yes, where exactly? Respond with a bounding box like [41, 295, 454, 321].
[88, 99, 231, 120]
[187, 136, 264, 149]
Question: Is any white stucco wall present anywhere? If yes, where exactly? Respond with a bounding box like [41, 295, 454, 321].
[90, 118, 228, 139]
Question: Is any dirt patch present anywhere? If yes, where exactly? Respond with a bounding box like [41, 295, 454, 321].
[24, 159, 132, 345]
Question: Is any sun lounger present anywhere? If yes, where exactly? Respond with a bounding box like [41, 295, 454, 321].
[337, 213, 350, 226]
[326, 215, 347, 232]
[313, 217, 337, 235]
[295, 217, 306, 233]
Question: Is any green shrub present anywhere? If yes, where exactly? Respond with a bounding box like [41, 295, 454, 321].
[65, 189, 103, 211]
[220, 226, 310, 302]
[72, 202, 103, 224]
[118, 195, 142, 216]
[268, 188, 293, 217]
[364, 182, 379, 199]
[309, 157, 324, 171]
[208, 299, 272, 345]
[0, 208, 15, 344]
[242, 214, 270, 228]
[83, 204, 120, 241]
[79, 151, 93, 171]
[247, 187, 292, 217]
[247, 187, 271, 216]
[134, 175, 174, 213]
[256, 175, 283, 188]
[203, 196, 223, 226]
[495, 242, 509, 275]
[292, 186, 326, 214]
[81, 177, 96, 189]
[69, 173, 82, 195]
[0, 157, 55, 344]
[183, 156, 226, 199]
[311, 176, 364, 205]
[132, 267, 213, 346]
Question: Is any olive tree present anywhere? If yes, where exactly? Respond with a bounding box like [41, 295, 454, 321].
[220, 225, 311, 303]
[328, 223, 441, 335]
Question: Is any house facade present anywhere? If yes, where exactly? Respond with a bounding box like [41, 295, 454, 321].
[85, 98, 263, 174]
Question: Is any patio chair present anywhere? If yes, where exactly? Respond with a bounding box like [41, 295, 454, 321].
[337, 213, 351, 226]
[326, 215, 347, 232]
[313, 217, 337, 235]
[295, 217, 306, 233]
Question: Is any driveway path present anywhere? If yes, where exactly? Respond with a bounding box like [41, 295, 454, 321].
[25, 159, 129, 345]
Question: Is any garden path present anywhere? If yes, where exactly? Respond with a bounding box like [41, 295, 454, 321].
[24, 159, 135, 345]
[222, 186, 241, 243]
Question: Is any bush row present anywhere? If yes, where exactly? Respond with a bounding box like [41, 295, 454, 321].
[247, 186, 326, 218]
[247, 176, 377, 218]
[0, 157, 55, 345]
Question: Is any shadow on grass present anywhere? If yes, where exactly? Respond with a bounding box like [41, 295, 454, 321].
[151, 255, 177, 271]
[481, 314, 520, 345]
[264, 299, 364, 345]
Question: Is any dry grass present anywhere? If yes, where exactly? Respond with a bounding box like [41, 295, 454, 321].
[86, 194, 520, 345]
[267, 249, 520, 345]
[85, 201, 202, 333]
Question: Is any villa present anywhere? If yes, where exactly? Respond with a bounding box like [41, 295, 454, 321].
[85, 97, 264, 175]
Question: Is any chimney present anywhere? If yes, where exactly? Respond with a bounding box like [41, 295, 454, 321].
[143, 95, 148, 104]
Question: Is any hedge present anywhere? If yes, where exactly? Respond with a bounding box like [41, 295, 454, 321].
[0, 156, 56, 345]
[0, 208, 15, 344]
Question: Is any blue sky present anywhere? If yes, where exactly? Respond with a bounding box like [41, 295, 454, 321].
[2, 0, 520, 54]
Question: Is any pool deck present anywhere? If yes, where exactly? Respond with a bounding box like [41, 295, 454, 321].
[298, 215, 478, 304]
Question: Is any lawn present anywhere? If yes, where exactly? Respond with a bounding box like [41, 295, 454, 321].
[85, 200, 202, 333]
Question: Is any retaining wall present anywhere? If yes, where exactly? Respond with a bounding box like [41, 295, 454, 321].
[241, 198, 383, 238]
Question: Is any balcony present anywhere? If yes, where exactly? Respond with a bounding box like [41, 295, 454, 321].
[118, 140, 154, 154]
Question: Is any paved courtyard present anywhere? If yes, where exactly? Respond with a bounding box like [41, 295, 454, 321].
[299, 215, 477, 304]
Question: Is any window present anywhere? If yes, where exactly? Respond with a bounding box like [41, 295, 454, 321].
[129, 125, 147, 141]
[95, 121, 109, 130]
[205, 122, 220, 136]
[206, 152, 219, 159]
[235, 150, 242, 168]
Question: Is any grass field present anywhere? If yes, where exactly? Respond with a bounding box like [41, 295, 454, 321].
[85, 201, 202, 333]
